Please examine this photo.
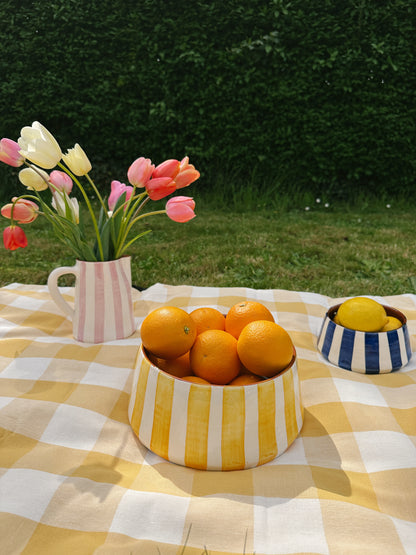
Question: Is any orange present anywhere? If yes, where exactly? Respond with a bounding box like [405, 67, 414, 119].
[152, 352, 192, 378]
[228, 373, 262, 386]
[181, 375, 210, 385]
[140, 306, 197, 359]
[237, 320, 294, 377]
[190, 329, 241, 385]
[225, 300, 274, 339]
[190, 307, 226, 335]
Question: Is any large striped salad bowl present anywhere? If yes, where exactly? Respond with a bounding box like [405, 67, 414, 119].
[128, 345, 303, 470]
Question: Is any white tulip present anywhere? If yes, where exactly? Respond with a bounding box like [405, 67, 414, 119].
[62, 143, 92, 176]
[18, 121, 62, 169]
[51, 191, 79, 224]
[18, 165, 49, 191]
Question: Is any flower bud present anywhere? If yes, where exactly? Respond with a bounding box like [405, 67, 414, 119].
[18, 166, 49, 191]
[166, 196, 196, 222]
[49, 170, 73, 194]
[127, 157, 154, 187]
[62, 143, 92, 176]
[1, 197, 39, 224]
[0, 138, 25, 167]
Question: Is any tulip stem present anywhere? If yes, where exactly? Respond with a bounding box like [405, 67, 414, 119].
[113, 208, 167, 259]
[85, 173, 107, 213]
[112, 191, 147, 258]
[58, 162, 104, 260]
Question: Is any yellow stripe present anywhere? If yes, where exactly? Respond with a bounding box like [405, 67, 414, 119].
[130, 357, 151, 436]
[222, 387, 245, 470]
[185, 385, 211, 469]
[150, 373, 175, 461]
[283, 368, 297, 445]
[258, 380, 277, 465]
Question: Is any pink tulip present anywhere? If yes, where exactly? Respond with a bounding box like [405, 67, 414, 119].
[127, 157, 154, 187]
[108, 180, 134, 211]
[174, 156, 200, 189]
[3, 225, 28, 250]
[49, 170, 73, 194]
[0, 138, 25, 167]
[152, 159, 180, 180]
[145, 177, 176, 201]
[1, 197, 39, 224]
[166, 196, 196, 222]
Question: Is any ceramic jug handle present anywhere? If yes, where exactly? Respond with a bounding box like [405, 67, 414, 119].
[47, 265, 79, 319]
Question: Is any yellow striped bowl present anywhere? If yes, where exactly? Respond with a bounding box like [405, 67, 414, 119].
[128, 345, 303, 470]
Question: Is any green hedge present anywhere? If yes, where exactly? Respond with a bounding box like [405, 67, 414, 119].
[1, 0, 415, 200]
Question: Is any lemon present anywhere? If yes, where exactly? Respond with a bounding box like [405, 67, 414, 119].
[337, 297, 388, 332]
[380, 316, 402, 332]
[333, 313, 341, 325]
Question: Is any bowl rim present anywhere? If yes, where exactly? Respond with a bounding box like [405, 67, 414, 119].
[326, 303, 407, 332]
[140, 344, 297, 387]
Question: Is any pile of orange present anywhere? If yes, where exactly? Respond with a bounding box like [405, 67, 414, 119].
[140, 301, 295, 386]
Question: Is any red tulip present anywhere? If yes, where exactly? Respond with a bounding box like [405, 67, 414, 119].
[146, 177, 176, 200]
[152, 159, 180, 180]
[1, 198, 39, 223]
[3, 225, 28, 250]
[127, 157, 154, 188]
[0, 138, 25, 167]
[166, 196, 196, 222]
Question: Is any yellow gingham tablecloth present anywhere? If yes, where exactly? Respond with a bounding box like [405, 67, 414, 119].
[0, 282, 415, 555]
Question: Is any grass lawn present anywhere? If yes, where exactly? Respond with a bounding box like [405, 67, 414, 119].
[1, 202, 415, 298]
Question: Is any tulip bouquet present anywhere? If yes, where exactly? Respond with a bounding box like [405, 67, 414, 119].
[0, 122, 199, 261]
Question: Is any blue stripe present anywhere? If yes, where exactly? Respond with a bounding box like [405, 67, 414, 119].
[338, 328, 355, 370]
[403, 325, 412, 362]
[321, 319, 336, 358]
[365, 333, 380, 373]
[388, 329, 402, 370]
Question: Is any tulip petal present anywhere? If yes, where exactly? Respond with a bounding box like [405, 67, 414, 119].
[146, 177, 176, 200]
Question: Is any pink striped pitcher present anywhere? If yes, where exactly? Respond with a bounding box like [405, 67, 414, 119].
[47, 257, 135, 343]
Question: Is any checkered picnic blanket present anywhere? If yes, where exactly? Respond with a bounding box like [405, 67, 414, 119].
[0, 282, 415, 554]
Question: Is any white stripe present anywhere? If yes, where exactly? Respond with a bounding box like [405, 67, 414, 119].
[316, 317, 329, 352]
[138, 367, 158, 450]
[275, 374, 288, 456]
[243, 385, 260, 468]
[327, 323, 344, 366]
[206, 386, 223, 469]
[167, 380, 189, 467]
[127, 352, 143, 422]
[378, 331, 392, 372]
[398, 329, 408, 366]
[292, 363, 303, 432]
[83, 262, 96, 342]
[351, 332, 366, 373]
[103, 261, 116, 339]
[118, 257, 134, 337]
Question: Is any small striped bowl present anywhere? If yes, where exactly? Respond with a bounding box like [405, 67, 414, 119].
[317, 304, 412, 374]
[128, 345, 303, 470]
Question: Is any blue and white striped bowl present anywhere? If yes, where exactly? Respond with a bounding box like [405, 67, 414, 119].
[317, 304, 412, 374]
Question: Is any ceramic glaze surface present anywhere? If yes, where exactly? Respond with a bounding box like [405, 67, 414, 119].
[318, 304, 412, 373]
[129, 345, 303, 470]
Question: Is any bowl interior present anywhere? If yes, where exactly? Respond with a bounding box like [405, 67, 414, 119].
[142, 345, 297, 386]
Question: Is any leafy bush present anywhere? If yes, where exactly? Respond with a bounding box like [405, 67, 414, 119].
[1, 0, 415, 201]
